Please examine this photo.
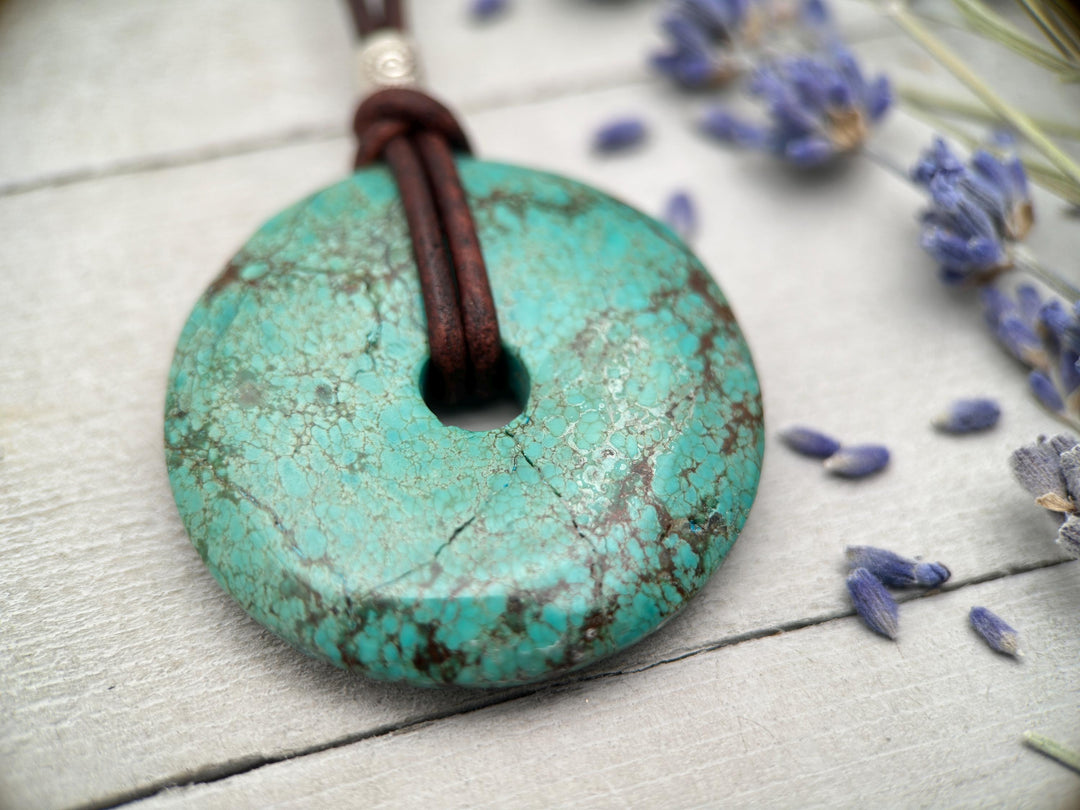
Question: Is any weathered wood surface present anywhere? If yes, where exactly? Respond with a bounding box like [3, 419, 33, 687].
[1, 2, 1078, 809]
[135, 565, 1080, 810]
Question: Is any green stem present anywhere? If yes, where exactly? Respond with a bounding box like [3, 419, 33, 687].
[1013, 247, 1080, 301]
[1022, 732, 1080, 774]
[898, 85, 1080, 142]
[885, 0, 1080, 194]
[950, 0, 1079, 75]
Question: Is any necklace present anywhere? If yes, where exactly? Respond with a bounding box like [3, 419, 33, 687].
[164, 1, 764, 688]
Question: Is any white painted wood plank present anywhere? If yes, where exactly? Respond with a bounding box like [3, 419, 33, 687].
[133, 564, 1080, 810]
[4, 4, 1080, 805]
[0, 0, 352, 191]
[2, 79, 1076, 808]
[0, 0, 890, 192]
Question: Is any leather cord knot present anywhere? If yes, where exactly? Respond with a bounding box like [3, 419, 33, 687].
[353, 88, 471, 165]
[352, 87, 503, 405]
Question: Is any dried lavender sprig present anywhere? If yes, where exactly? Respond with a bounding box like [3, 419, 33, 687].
[650, 0, 750, 89]
[824, 444, 889, 478]
[845, 546, 951, 588]
[699, 44, 892, 167]
[592, 117, 647, 153]
[779, 425, 841, 458]
[1023, 732, 1080, 775]
[932, 397, 1001, 433]
[910, 136, 1029, 285]
[886, 1, 1080, 196]
[847, 567, 899, 639]
[969, 606, 1023, 657]
[983, 282, 1080, 429]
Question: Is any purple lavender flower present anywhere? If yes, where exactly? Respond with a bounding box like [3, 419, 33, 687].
[910, 137, 966, 185]
[845, 545, 951, 588]
[975, 133, 1034, 241]
[847, 567, 899, 639]
[650, 0, 756, 89]
[1036, 297, 1080, 412]
[911, 136, 1033, 285]
[1009, 433, 1079, 512]
[662, 191, 698, 241]
[824, 444, 889, 478]
[779, 425, 841, 458]
[700, 45, 891, 166]
[969, 606, 1022, 657]
[469, 0, 509, 21]
[592, 117, 647, 153]
[932, 398, 1001, 434]
[1010, 435, 1080, 556]
[980, 285, 1048, 369]
[983, 283, 1080, 416]
[919, 175, 1008, 285]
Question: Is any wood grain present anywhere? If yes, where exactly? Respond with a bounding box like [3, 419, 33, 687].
[2, 1, 1078, 808]
[135, 565, 1080, 810]
[0, 0, 891, 195]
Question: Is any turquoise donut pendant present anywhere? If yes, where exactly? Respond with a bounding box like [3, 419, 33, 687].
[165, 159, 764, 687]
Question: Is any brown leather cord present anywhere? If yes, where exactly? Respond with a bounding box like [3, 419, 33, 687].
[353, 84, 504, 405]
[352, 90, 471, 161]
[346, 0, 404, 36]
[380, 136, 470, 403]
[414, 131, 502, 400]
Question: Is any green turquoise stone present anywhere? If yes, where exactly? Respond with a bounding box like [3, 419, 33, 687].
[165, 159, 764, 688]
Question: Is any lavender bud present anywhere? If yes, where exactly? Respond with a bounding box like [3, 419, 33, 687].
[995, 315, 1046, 368]
[865, 76, 892, 123]
[800, 0, 832, 27]
[1058, 446, 1080, 502]
[699, 108, 768, 147]
[847, 568, 899, 639]
[913, 561, 951, 586]
[1037, 298, 1072, 350]
[1016, 284, 1042, 326]
[779, 425, 841, 459]
[469, 0, 508, 20]
[1009, 436, 1069, 501]
[1060, 350, 1080, 399]
[662, 191, 698, 242]
[784, 136, 835, 167]
[1029, 370, 1064, 414]
[1057, 514, 1080, 558]
[932, 397, 1001, 434]
[592, 117, 647, 153]
[845, 546, 951, 588]
[824, 444, 890, 478]
[969, 606, 1022, 657]
[1046, 433, 1079, 455]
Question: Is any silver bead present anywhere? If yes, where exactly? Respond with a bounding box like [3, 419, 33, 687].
[355, 30, 422, 92]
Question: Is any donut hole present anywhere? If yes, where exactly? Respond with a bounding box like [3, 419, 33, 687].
[422, 347, 529, 431]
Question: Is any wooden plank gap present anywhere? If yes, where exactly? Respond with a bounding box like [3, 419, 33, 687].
[68, 689, 537, 810]
[0, 124, 347, 199]
[82, 556, 1075, 810]
[579, 554, 1075, 683]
